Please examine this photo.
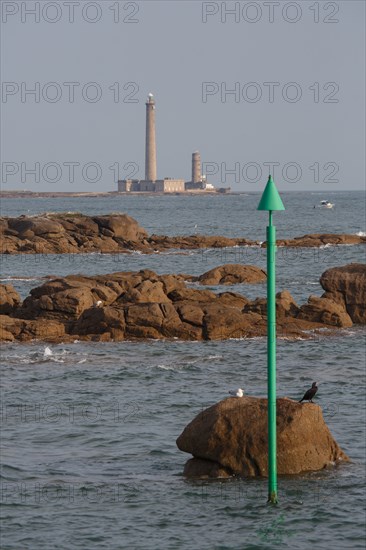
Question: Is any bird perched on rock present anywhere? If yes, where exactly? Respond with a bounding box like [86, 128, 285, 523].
[299, 382, 318, 403]
[229, 388, 244, 397]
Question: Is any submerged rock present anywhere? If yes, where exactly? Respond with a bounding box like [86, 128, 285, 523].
[177, 396, 349, 478]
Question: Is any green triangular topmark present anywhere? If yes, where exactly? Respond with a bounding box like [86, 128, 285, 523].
[257, 175, 285, 211]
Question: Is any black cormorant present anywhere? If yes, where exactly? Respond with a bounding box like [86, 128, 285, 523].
[299, 382, 318, 403]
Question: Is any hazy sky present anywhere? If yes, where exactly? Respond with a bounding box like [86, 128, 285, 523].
[1, 0, 365, 192]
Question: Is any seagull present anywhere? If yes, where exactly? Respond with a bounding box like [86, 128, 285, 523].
[299, 382, 318, 403]
[229, 388, 244, 397]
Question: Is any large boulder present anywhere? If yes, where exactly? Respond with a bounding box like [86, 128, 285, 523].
[92, 214, 148, 241]
[168, 287, 217, 303]
[320, 264, 366, 324]
[72, 306, 126, 341]
[124, 302, 200, 340]
[8, 217, 65, 238]
[0, 284, 21, 314]
[121, 280, 171, 304]
[20, 274, 124, 321]
[197, 264, 266, 285]
[202, 305, 265, 340]
[297, 295, 353, 327]
[243, 291, 300, 319]
[177, 396, 349, 478]
[0, 315, 65, 342]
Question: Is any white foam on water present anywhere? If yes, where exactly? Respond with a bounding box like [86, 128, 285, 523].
[0, 277, 44, 282]
[157, 364, 171, 370]
[355, 231, 366, 236]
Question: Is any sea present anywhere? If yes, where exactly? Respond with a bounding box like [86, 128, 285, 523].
[1, 191, 365, 550]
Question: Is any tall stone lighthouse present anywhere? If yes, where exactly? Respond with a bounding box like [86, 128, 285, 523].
[145, 93, 157, 181]
[117, 93, 216, 193]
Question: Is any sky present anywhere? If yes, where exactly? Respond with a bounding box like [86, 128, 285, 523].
[1, 0, 365, 192]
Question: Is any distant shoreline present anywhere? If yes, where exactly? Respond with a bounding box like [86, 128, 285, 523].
[0, 190, 234, 199]
[0, 190, 363, 199]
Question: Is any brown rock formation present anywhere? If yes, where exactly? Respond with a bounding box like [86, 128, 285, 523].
[0, 284, 21, 314]
[1, 213, 364, 255]
[0, 267, 330, 343]
[1, 263, 364, 343]
[0, 315, 65, 342]
[244, 290, 300, 319]
[1, 213, 148, 254]
[196, 264, 266, 285]
[320, 263, 366, 323]
[177, 396, 349, 478]
[147, 234, 255, 250]
[298, 296, 353, 327]
[276, 233, 365, 248]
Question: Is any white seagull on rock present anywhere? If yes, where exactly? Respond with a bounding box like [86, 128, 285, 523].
[229, 388, 244, 397]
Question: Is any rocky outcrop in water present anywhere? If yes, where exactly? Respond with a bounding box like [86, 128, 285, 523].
[0, 266, 328, 343]
[320, 264, 366, 324]
[1, 213, 365, 254]
[0, 284, 21, 314]
[297, 296, 353, 327]
[176, 396, 350, 478]
[0, 214, 149, 254]
[0, 263, 364, 343]
[193, 264, 267, 285]
[276, 233, 365, 247]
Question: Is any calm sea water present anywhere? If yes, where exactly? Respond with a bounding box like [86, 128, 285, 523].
[1, 192, 365, 549]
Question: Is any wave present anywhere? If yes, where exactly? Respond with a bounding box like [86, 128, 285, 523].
[2, 346, 89, 365]
[155, 361, 201, 371]
[0, 276, 46, 282]
[355, 231, 366, 237]
[28, 346, 67, 363]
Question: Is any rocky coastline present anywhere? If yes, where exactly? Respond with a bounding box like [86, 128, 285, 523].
[1, 213, 365, 255]
[0, 263, 364, 343]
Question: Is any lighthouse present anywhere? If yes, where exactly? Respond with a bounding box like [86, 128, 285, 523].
[145, 93, 157, 181]
[117, 93, 217, 193]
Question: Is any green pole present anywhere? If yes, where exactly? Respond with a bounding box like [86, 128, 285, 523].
[267, 210, 277, 504]
[257, 175, 285, 505]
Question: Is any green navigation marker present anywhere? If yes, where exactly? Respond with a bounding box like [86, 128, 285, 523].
[258, 175, 285, 504]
